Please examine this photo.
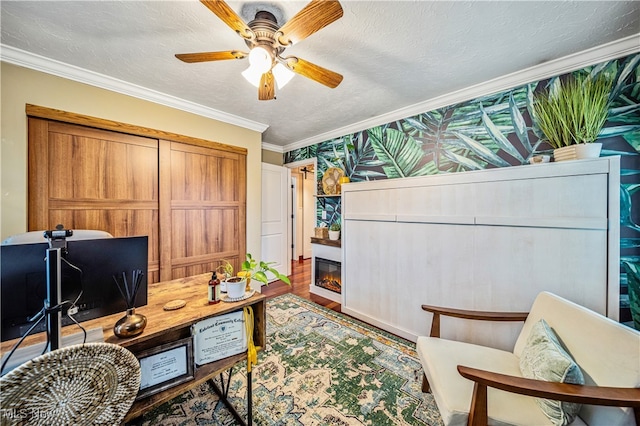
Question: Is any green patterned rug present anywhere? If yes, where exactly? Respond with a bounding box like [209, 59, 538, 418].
[142, 294, 443, 425]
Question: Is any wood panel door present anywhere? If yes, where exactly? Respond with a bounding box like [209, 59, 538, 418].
[260, 163, 290, 281]
[160, 140, 246, 281]
[28, 118, 161, 282]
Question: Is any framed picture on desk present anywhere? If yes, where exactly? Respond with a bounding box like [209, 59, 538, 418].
[135, 337, 194, 400]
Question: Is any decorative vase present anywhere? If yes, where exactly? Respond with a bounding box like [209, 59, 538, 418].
[225, 277, 247, 299]
[553, 145, 578, 162]
[114, 307, 147, 338]
[328, 230, 340, 240]
[315, 227, 329, 239]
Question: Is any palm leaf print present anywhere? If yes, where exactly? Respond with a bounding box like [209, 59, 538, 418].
[368, 127, 436, 178]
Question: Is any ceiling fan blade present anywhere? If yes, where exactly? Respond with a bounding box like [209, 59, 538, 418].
[284, 56, 343, 88]
[276, 0, 343, 46]
[259, 71, 275, 101]
[175, 50, 247, 63]
[199, 0, 254, 40]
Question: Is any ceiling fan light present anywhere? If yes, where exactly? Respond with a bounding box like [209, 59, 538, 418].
[248, 46, 272, 74]
[273, 63, 295, 89]
[242, 65, 263, 88]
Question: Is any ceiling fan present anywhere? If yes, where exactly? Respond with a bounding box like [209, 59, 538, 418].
[176, 0, 344, 101]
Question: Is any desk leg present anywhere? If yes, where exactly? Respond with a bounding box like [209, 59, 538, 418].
[208, 366, 253, 426]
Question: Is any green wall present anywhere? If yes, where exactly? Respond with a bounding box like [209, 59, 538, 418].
[285, 54, 640, 328]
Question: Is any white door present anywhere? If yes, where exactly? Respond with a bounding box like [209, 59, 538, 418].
[261, 163, 291, 282]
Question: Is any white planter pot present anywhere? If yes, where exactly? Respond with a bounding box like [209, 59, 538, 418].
[225, 278, 247, 298]
[328, 230, 340, 240]
[575, 142, 602, 159]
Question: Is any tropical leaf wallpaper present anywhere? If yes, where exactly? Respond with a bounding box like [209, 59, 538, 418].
[284, 53, 640, 328]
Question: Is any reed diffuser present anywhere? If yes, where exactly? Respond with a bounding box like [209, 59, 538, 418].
[112, 269, 147, 338]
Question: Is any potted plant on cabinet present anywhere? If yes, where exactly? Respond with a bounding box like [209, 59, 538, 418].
[217, 254, 291, 299]
[531, 73, 612, 161]
[329, 222, 341, 240]
[216, 259, 234, 292]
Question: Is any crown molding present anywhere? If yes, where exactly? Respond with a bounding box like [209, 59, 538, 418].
[284, 33, 640, 153]
[0, 44, 270, 133]
[261, 142, 284, 153]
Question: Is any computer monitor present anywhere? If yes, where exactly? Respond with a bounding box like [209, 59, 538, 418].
[1, 236, 148, 342]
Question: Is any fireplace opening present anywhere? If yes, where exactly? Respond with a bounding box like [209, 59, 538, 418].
[315, 257, 341, 294]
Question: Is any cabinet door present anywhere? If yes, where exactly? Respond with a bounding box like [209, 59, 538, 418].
[343, 219, 397, 326]
[28, 118, 161, 282]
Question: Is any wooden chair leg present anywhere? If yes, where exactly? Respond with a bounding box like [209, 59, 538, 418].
[421, 373, 431, 393]
[467, 381, 488, 426]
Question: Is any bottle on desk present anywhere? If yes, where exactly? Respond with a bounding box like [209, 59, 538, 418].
[208, 271, 221, 304]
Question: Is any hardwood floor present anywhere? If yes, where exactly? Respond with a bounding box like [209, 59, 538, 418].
[261, 258, 342, 313]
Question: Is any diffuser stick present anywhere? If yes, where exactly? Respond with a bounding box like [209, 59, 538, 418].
[122, 271, 131, 308]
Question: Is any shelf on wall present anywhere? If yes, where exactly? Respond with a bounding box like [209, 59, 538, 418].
[315, 194, 341, 198]
[310, 237, 341, 248]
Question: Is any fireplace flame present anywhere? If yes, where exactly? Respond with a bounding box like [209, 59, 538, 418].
[317, 272, 341, 294]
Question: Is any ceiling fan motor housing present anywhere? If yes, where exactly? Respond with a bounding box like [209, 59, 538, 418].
[245, 11, 284, 64]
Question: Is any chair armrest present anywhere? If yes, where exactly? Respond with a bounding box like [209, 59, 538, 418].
[457, 365, 640, 426]
[421, 304, 529, 337]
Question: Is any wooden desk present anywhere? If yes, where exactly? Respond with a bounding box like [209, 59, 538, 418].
[0, 273, 266, 424]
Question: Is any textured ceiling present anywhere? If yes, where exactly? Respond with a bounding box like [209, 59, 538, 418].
[1, 1, 639, 150]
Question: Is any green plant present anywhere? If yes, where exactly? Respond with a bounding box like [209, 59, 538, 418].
[531, 74, 612, 148]
[622, 261, 640, 331]
[241, 253, 291, 286]
[329, 222, 341, 231]
[216, 259, 234, 279]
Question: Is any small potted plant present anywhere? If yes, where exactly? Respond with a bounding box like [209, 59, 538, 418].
[218, 254, 290, 299]
[531, 73, 612, 161]
[215, 259, 235, 292]
[329, 222, 341, 240]
[241, 253, 291, 287]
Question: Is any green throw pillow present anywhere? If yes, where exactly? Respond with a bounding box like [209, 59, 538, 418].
[519, 319, 585, 426]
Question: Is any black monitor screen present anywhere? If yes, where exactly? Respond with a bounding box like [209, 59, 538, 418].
[1, 236, 148, 342]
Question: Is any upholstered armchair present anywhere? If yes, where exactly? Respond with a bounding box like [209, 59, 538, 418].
[416, 292, 640, 425]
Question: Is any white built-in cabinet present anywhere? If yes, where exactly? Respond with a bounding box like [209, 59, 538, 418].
[341, 157, 620, 351]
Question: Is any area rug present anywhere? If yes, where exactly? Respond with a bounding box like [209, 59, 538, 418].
[142, 294, 443, 425]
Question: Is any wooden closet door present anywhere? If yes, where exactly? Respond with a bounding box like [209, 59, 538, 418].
[28, 118, 161, 282]
[159, 140, 246, 281]
[28, 113, 247, 284]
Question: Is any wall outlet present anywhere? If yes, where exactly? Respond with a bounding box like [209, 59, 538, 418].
[322, 210, 327, 220]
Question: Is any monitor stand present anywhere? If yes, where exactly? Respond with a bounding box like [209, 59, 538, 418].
[46, 248, 62, 352]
